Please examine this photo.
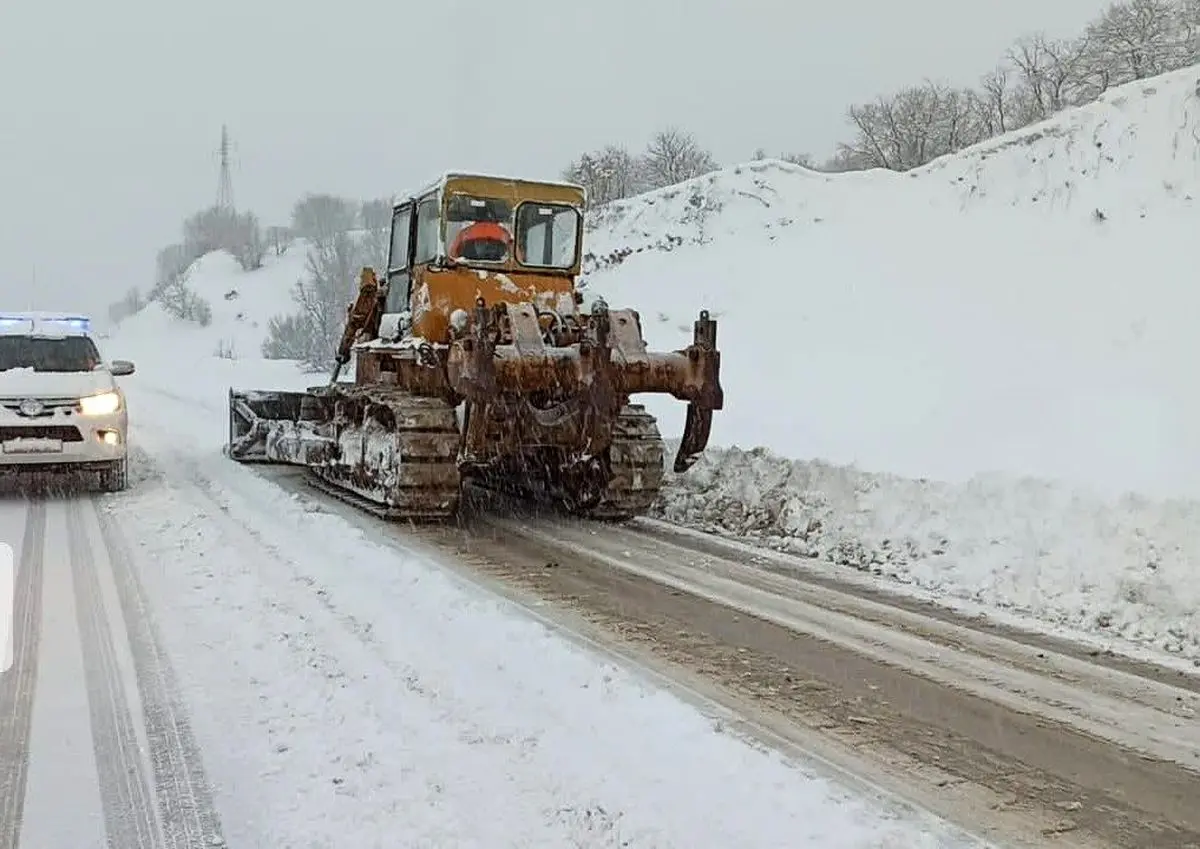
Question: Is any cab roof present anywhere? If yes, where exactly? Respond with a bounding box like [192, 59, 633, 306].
[399, 171, 586, 208]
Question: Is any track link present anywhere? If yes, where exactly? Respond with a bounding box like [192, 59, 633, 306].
[575, 404, 665, 522]
[310, 390, 462, 521]
[304, 467, 440, 521]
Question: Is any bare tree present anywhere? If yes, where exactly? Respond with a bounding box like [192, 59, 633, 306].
[106, 287, 144, 326]
[263, 230, 370, 370]
[228, 211, 266, 271]
[155, 278, 212, 326]
[360, 198, 392, 230]
[359, 197, 392, 271]
[752, 149, 814, 167]
[639, 128, 718, 189]
[843, 82, 977, 171]
[938, 87, 984, 152]
[819, 147, 872, 172]
[154, 243, 192, 291]
[1175, 0, 1200, 63]
[563, 145, 643, 206]
[1000, 33, 1093, 124]
[181, 206, 238, 258]
[1081, 0, 1185, 86]
[290, 193, 359, 247]
[261, 313, 322, 363]
[266, 225, 294, 257]
[975, 66, 1015, 136]
[826, 0, 1193, 172]
[780, 151, 814, 167]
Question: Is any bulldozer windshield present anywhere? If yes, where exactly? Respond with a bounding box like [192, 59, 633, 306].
[514, 202, 579, 270]
[445, 195, 513, 263]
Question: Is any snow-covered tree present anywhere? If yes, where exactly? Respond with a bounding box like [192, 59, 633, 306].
[639, 128, 718, 188]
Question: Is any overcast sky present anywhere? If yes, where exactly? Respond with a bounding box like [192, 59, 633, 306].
[0, 0, 1114, 320]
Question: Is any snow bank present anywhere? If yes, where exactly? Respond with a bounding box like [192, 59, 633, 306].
[654, 446, 1200, 662]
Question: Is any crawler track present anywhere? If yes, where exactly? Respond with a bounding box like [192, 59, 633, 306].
[309, 390, 463, 521]
[304, 465, 430, 521]
[467, 403, 668, 522]
[304, 402, 668, 525]
[576, 404, 666, 521]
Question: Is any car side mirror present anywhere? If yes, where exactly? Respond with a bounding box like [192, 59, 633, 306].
[110, 359, 135, 376]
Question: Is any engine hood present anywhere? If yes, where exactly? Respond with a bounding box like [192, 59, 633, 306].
[0, 368, 115, 399]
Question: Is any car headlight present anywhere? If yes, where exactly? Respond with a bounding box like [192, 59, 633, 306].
[79, 391, 121, 416]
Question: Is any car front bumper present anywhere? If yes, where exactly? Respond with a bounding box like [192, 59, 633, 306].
[0, 407, 127, 468]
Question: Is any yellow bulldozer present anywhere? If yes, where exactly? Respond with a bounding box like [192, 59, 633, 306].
[226, 171, 723, 521]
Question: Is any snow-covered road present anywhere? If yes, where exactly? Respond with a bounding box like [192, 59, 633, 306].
[2, 362, 1194, 848]
[0, 375, 993, 848]
[0, 490, 225, 849]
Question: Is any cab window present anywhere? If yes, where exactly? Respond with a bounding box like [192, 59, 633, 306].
[385, 205, 414, 314]
[387, 205, 412, 272]
[445, 195, 513, 263]
[412, 196, 440, 264]
[515, 203, 579, 269]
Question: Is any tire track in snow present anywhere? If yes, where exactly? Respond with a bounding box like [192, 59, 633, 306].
[91, 501, 227, 849]
[66, 498, 160, 848]
[0, 499, 46, 849]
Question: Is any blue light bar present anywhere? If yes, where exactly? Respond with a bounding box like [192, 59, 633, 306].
[0, 314, 91, 334]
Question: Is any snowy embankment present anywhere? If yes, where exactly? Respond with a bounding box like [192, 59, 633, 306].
[108, 65, 1200, 669]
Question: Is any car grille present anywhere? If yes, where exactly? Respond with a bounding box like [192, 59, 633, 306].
[0, 425, 83, 442]
[0, 398, 78, 417]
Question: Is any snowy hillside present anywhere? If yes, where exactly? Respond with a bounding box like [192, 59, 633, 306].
[112, 65, 1200, 667]
[113, 246, 315, 403]
[585, 67, 1200, 500]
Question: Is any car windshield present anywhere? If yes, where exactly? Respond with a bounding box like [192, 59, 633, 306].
[0, 335, 101, 372]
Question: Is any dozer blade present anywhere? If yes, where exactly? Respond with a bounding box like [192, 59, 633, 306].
[226, 388, 336, 465]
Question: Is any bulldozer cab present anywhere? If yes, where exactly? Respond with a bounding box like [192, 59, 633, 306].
[381, 172, 586, 343]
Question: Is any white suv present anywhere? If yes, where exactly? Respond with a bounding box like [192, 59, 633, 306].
[0, 313, 134, 492]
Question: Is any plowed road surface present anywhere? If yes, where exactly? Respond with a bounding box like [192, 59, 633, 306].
[267, 468, 1200, 849]
[3, 459, 1200, 849]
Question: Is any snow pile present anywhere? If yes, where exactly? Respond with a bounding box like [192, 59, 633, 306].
[653, 446, 1200, 661]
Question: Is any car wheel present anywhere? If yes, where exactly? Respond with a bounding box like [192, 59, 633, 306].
[99, 457, 128, 493]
